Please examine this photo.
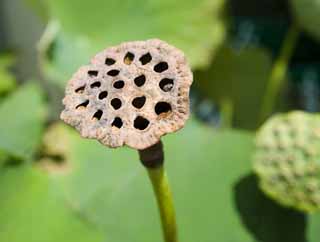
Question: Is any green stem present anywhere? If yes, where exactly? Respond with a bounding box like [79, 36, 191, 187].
[259, 24, 300, 123]
[220, 97, 233, 128]
[147, 165, 178, 242]
[138, 141, 178, 242]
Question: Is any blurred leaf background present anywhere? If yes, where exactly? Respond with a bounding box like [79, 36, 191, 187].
[1, 0, 320, 241]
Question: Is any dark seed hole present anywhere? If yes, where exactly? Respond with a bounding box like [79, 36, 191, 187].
[132, 96, 146, 109]
[154, 62, 168, 73]
[75, 85, 85, 93]
[124, 52, 135, 65]
[76, 100, 89, 109]
[93, 110, 103, 120]
[113, 80, 125, 89]
[159, 78, 174, 92]
[134, 116, 150, 130]
[107, 69, 120, 76]
[105, 58, 116, 65]
[112, 117, 123, 128]
[98, 91, 108, 99]
[88, 70, 98, 77]
[139, 53, 152, 65]
[134, 75, 146, 87]
[155, 102, 172, 115]
[90, 81, 101, 88]
[111, 98, 122, 110]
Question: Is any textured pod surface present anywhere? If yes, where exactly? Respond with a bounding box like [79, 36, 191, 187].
[253, 111, 320, 212]
[61, 39, 193, 150]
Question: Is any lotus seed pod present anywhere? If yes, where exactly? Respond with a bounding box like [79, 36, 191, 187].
[61, 39, 193, 150]
[253, 111, 320, 212]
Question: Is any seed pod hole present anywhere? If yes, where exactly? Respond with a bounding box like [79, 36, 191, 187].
[98, 91, 108, 100]
[88, 70, 98, 77]
[105, 58, 116, 66]
[124, 52, 135, 65]
[111, 98, 122, 110]
[113, 80, 125, 89]
[92, 110, 103, 120]
[112, 117, 123, 128]
[75, 85, 85, 93]
[139, 53, 152, 65]
[90, 81, 101, 88]
[134, 116, 150, 130]
[159, 78, 174, 92]
[155, 102, 172, 115]
[132, 96, 146, 109]
[134, 75, 146, 87]
[76, 100, 89, 109]
[61, 39, 193, 150]
[107, 69, 120, 76]
[154, 62, 168, 73]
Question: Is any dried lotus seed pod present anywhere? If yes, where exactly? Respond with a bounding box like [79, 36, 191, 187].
[61, 39, 193, 150]
[253, 111, 320, 212]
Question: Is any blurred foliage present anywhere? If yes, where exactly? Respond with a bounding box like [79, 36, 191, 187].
[41, 121, 256, 242]
[39, 0, 226, 87]
[0, 54, 16, 98]
[290, 0, 320, 41]
[25, 0, 48, 19]
[259, 25, 300, 123]
[1, 0, 320, 241]
[0, 83, 46, 161]
[0, 165, 104, 242]
[2, 108, 320, 242]
[35, 120, 311, 242]
[308, 213, 320, 242]
[195, 46, 272, 130]
[0, 151, 9, 166]
[230, 17, 288, 56]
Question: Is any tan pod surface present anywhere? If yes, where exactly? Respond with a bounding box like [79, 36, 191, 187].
[61, 39, 193, 149]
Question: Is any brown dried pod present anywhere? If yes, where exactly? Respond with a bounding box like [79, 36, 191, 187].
[61, 39, 193, 150]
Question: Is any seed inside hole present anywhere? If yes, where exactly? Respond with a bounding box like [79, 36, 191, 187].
[132, 96, 146, 109]
[111, 98, 122, 110]
[75, 85, 85, 93]
[154, 62, 168, 73]
[134, 116, 150, 130]
[134, 75, 146, 87]
[112, 117, 123, 128]
[105, 58, 116, 65]
[113, 80, 125, 89]
[107, 69, 120, 76]
[159, 78, 174, 92]
[90, 81, 101, 88]
[139, 53, 152, 65]
[124, 52, 135, 65]
[155, 102, 172, 115]
[98, 91, 108, 99]
[76, 100, 89, 109]
[88, 70, 98, 77]
[93, 110, 103, 120]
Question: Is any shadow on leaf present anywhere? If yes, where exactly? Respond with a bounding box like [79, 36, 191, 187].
[234, 173, 307, 242]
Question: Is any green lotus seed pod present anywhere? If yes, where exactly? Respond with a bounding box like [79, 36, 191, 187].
[253, 111, 320, 212]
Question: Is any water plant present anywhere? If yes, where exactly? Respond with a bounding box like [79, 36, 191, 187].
[61, 39, 193, 242]
[254, 111, 320, 212]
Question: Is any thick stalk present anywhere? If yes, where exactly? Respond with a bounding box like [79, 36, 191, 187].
[147, 166, 178, 242]
[139, 141, 178, 242]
